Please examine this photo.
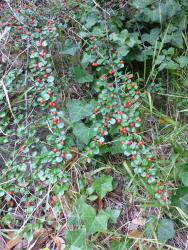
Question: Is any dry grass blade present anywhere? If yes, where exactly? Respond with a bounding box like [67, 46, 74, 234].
[51, 235, 66, 250]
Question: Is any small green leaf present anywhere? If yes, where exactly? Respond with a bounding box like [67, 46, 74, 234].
[157, 218, 175, 242]
[71, 67, 93, 84]
[92, 175, 113, 199]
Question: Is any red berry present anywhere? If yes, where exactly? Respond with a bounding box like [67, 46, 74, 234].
[130, 155, 135, 160]
[157, 190, 162, 194]
[120, 127, 127, 135]
[137, 118, 142, 122]
[127, 141, 132, 146]
[53, 111, 57, 115]
[25, 201, 31, 207]
[104, 122, 108, 127]
[61, 153, 65, 159]
[17, 26, 23, 31]
[135, 91, 140, 95]
[109, 69, 115, 75]
[34, 64, 38, 70]
[36, 77, 41, 83]
[137, 141, 144, 146]
[53, 117, 60, 125]
[91, 62, 98, 67]
[162, 196, 167, 202]
[100, 75, 107, 80]
[131, 83, 135, 88]
[130, 123, 134, 128]
[92, 45, 97, 50]
[117, 119, 122, 124]
[8, 191, 14, 195]
[49, 102, 56, 107]
[106, 116, 110, 121]
[146, 173, 150, 178]
[119, 60, 124, 64]
[47, 91, 52, 96]
[37, 40, 43, 47]
[50, 200, 55, 206]
[37, 28, 41, 33]
[30, 20, 34, 25]
[148, 158, 152, 162]
[100, 131, 105, 136]
[43, 74, 48, 79]
[52, 148, 58, 153]
[117, 111, 123, 115]
[156, 182, 161, 187]
[40, 99, 45, 105]
[8, 200, 14, 207]
[5, 22, 10, 26]
[60, 141, 65, 145]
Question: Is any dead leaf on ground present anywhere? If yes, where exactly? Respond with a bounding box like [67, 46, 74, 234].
[132, 217, 146, 226]
[29, 229, 52, 250]
[128, 229, 143, 238]
[0, 236, 6, 250]
[96, 197, 103, 211]
[51, 235, 66, 250]
[5, 233, 22, 250]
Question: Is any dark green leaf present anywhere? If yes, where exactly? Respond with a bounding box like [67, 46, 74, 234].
[71, 67, 93, 83]
[92, 175, 113, 199]
[65, 229, 91, 250]
[157, 218, 175, 242]
[67, 99, 95, 122]
[73, 122, 94, 145]
[61, 39, 80, 56]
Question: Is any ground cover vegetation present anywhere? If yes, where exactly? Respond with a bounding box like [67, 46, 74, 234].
[0, 0, 188, 249]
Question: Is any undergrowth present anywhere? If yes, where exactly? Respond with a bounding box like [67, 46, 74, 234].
[0, 1, 188, 249]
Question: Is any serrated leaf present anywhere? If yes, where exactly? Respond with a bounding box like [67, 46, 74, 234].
[67, 99, 95, 122]
[157, 218, 175, 242]
[92, 175, 113, 199]
[71, 67, 93, 84]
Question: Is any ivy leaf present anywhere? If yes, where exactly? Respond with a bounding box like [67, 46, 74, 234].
[67, 99, 95, 122]
[71, 67, 93, 84]
[65, 229, 91, 250]
[172, 187, 188, 214]
[105, 208, 121, 224]
[61, 39, 80, 56]
[157, 218, 175, 242]
[176, 56, 188, 68]
[110, 239, 133, 250]
[81, 53, 96, 68]
[92, 175, 113, 199]
[132, 0, 154, 9]
[73, 122, 94, 145]
[85, 14, 98, 28]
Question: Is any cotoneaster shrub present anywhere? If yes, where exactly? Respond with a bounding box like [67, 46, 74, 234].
[0, 2, 169, 239]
